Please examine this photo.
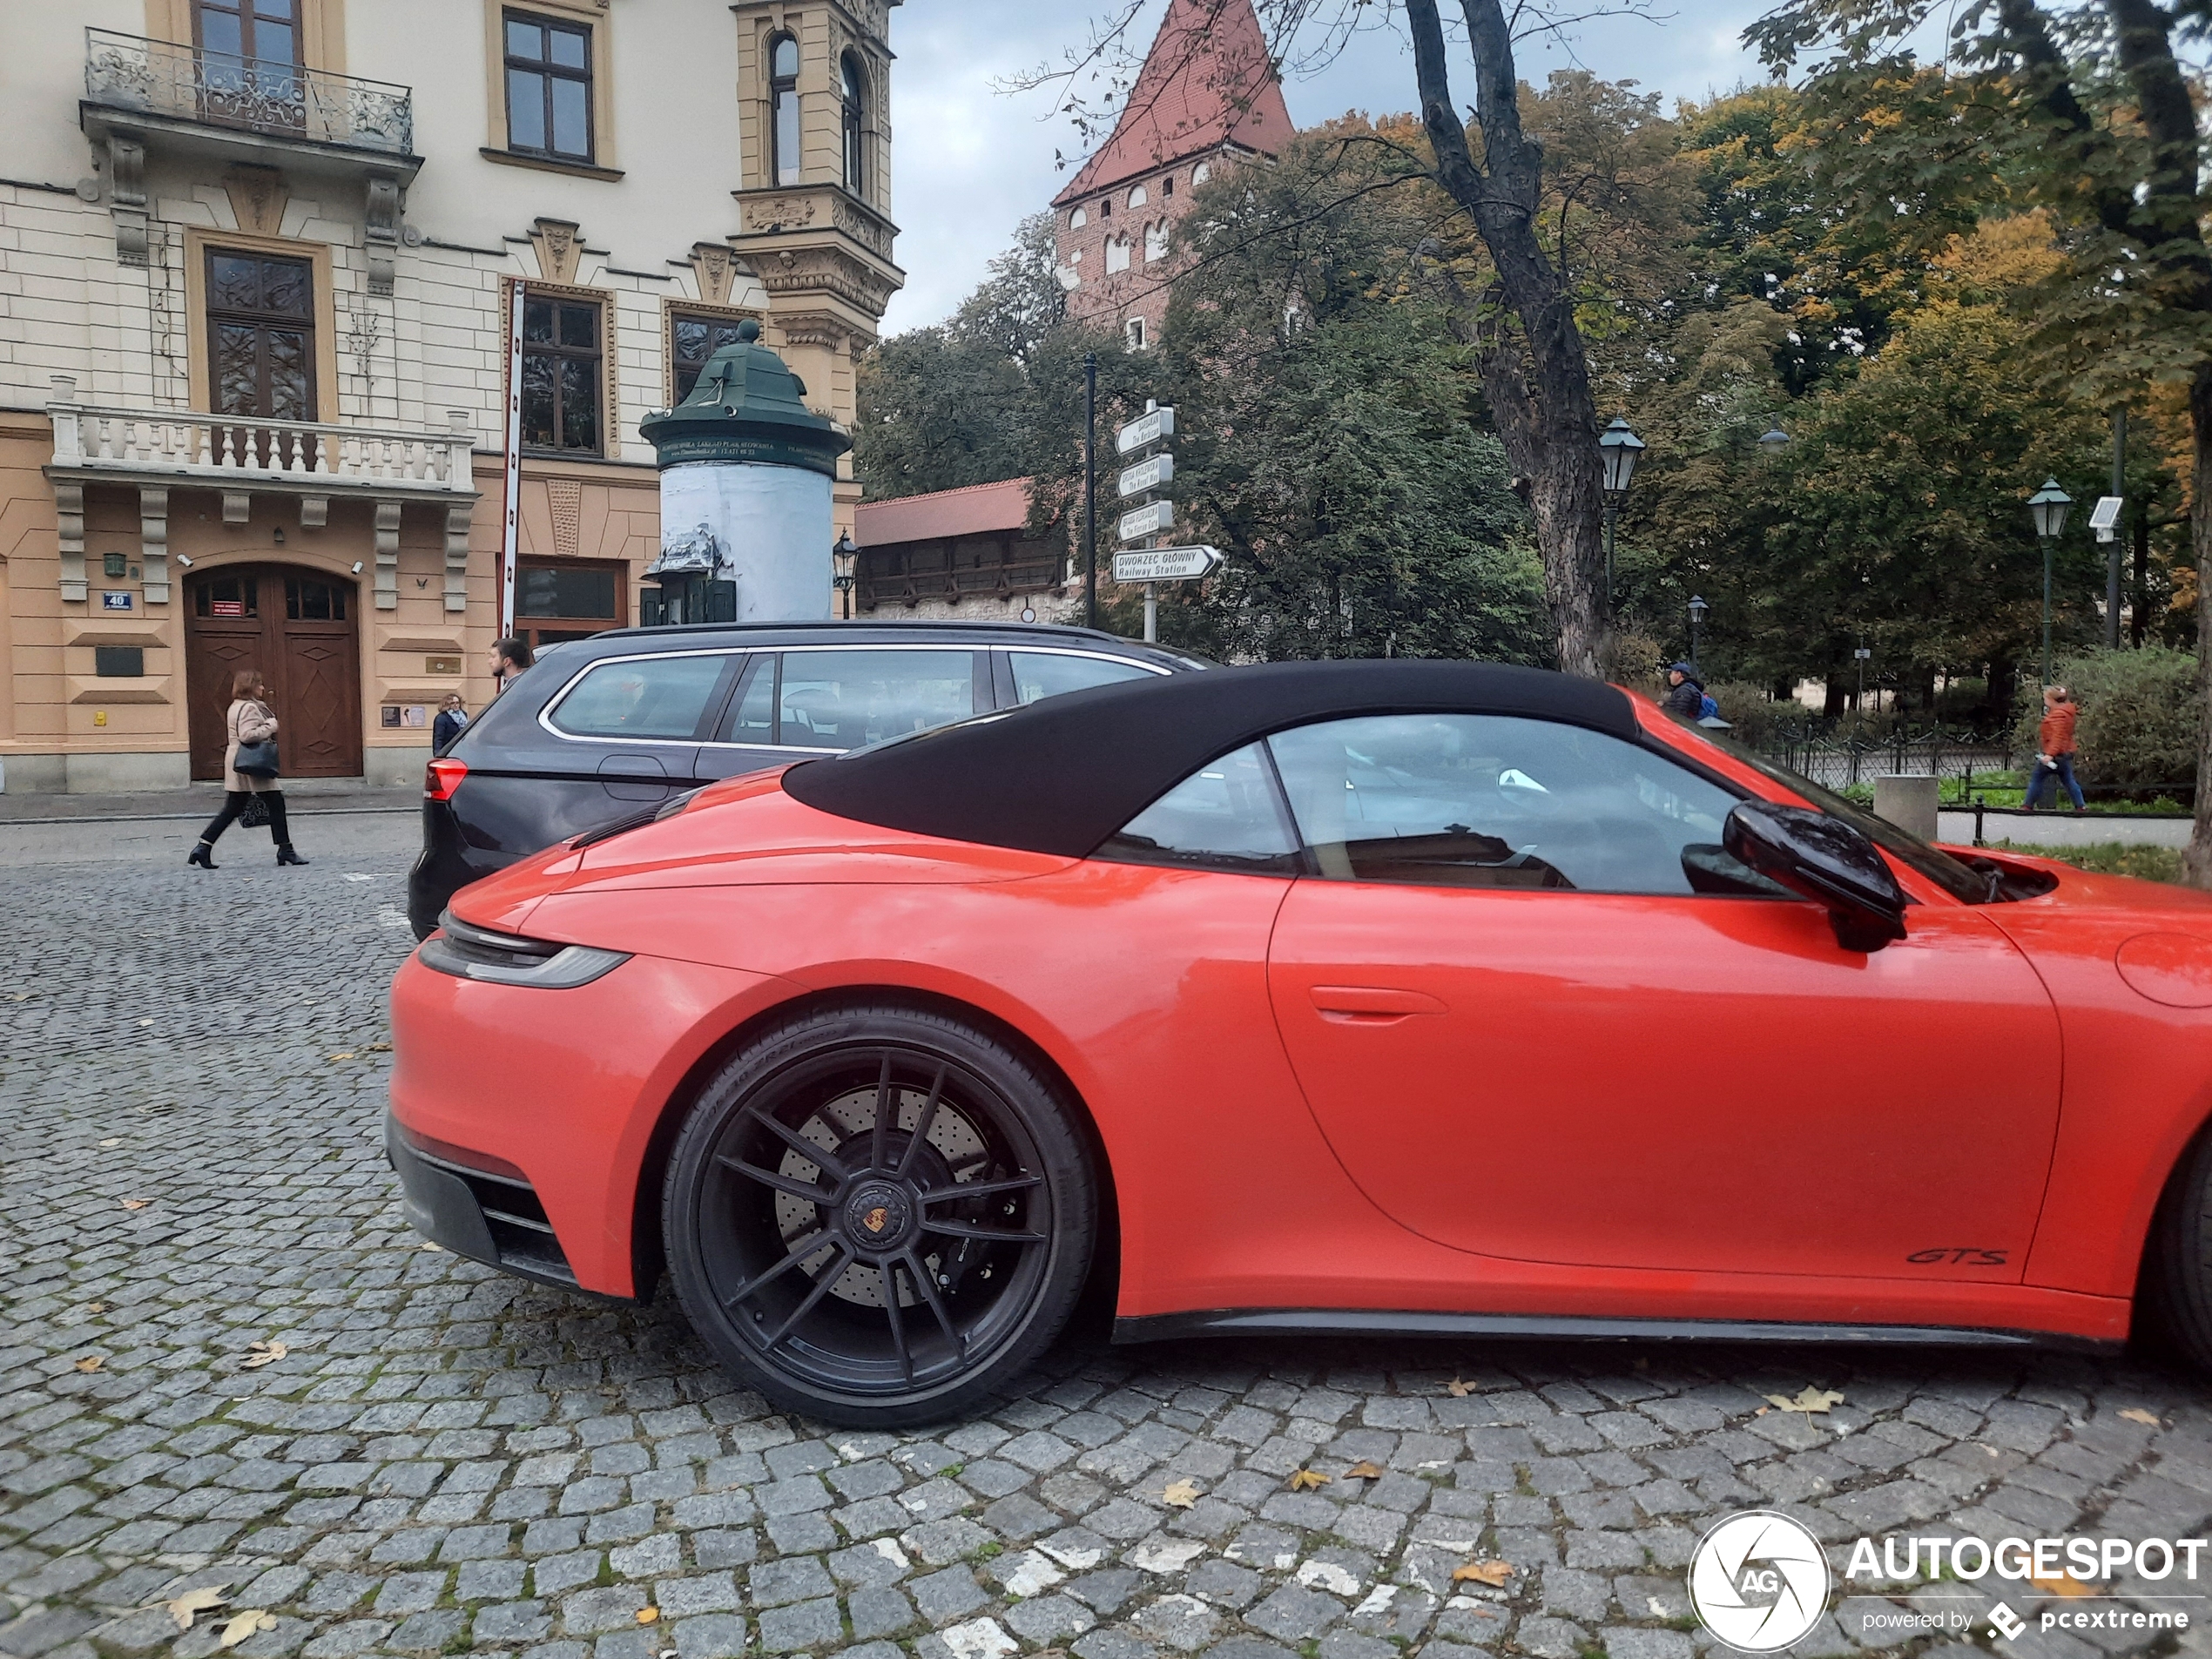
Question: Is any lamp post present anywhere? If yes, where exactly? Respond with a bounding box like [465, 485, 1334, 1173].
[831, 533, 858, 620]
[1687, 594, 1709, 675]
[1597, 416, 1644, 607]
[1083, 351, 1099, 631]
[2027, 478, 2073, 686]
[1757, 420, 1790, 455]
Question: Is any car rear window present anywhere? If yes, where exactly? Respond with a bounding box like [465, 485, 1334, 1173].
[1009, 651, 1158, 705]
[549, 653, 729, 740]
[777, 650, 976, 752]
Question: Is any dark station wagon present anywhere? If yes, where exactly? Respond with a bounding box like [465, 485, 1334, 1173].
[407, 621, 1209, 936]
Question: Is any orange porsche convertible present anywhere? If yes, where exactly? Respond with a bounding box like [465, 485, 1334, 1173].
[388, 660, 2212, 1425]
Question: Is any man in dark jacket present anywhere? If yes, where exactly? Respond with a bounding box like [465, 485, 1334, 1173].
[1662, 663, 1704, 718]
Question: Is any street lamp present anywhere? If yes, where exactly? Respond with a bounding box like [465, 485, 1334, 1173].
[1757, 419, 1790, 455]
[1687, 594, 1709, 674]
[1597, 416, 1645, 606]
[831, 533, 858, 620]
[2027, 478, 2072, 685]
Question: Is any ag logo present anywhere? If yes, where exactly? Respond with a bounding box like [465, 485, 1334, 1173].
[1688, 1510, 1831, 1651]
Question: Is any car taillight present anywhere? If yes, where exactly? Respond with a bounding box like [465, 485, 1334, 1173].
[425, 759, 469, 802]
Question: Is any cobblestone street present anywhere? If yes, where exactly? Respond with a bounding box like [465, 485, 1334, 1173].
[8, 814, 2212, 1659]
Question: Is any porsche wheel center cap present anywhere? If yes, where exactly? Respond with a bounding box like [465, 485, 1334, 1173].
[843, 1182, 914, 1251]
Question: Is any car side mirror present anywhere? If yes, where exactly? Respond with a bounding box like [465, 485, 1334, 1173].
[1722, 801, 1908, 953]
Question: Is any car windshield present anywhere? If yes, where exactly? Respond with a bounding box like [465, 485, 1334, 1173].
[1683, 722, 1999, 904]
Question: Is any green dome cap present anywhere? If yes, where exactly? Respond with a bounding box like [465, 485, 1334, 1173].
[639, 319, 852, 477]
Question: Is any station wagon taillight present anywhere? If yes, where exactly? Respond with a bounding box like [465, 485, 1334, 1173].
[425, 759, 469, 802]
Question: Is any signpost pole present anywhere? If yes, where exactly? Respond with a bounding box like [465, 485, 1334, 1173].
[1083, 353, 1098, 632]
[1143, 581, 1157, 643]
[498, 279, 525, 639]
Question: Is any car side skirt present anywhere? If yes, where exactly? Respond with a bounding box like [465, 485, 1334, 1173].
[1111, 1307, 2122, 1353]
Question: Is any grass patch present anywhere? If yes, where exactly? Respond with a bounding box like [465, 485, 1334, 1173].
[1993, 841, 2187, 884]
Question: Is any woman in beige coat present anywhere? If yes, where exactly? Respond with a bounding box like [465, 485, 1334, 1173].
[188, 667, 309, 868]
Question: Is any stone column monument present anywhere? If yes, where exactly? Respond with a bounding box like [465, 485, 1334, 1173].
[638, 320, 853, 623]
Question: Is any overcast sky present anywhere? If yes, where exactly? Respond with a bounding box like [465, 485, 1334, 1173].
[880, 1, 1789, 335]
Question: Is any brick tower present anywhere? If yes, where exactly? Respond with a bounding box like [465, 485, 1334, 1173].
[1050, 0, 1292, 348]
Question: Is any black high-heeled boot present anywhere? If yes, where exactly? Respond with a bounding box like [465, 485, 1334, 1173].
[277, 846, 310, 867]
[188, 842, 217, 870]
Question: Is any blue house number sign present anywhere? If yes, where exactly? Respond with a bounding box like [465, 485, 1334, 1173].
[101, 591, 132, 610]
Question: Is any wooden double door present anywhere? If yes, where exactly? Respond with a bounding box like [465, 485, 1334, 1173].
[185, 563, 362, 781]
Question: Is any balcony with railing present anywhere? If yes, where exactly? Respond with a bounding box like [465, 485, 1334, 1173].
[81, 28, 418, 177]
[45, 380, 478, 610]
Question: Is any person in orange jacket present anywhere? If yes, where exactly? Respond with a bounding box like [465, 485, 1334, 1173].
[2024, 684, 2085, 812]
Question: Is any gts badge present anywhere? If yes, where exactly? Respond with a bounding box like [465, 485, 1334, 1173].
[1907, 1246, 2008, 1267]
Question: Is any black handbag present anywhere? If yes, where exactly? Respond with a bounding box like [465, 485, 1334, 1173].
[233, 738, 280, 779]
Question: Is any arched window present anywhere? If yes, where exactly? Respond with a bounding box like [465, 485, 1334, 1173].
[1193, 161, 1211, 184]
[770, 33, 799, 187]
[1104, 236, 1130, 274]
[1069, 207, 1087, 230]
[1128, 185, 1148, 207]
[841, 52, 867, 193]
[1143, 219, 1168, 262]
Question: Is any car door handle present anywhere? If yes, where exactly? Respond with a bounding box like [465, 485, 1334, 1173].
[1307, 985, 1448, 1021]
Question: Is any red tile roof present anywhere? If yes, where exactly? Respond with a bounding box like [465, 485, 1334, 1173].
[854, 477, 1038, 547]
[1052, 0, 1292, 206]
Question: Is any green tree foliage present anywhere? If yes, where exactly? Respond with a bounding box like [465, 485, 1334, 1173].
[851, 214, 1064, 502]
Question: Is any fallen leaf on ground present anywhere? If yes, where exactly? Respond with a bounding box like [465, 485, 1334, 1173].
[166, 1586, 230, 1631]
[1161, 1480, 1201, 1508]
[327, 1052, 355, 1062]
[2031, 1577, 2095, 1600]
[1752, 1406, 1769, 1417]
[1286, 1468, 1331, 1491]
[419, 1241, 443, 1252]
[364, 1041, 393, 1053]
[240, 1342, 287, 1370]
[73, 1355, 105, 1372]
[1982, 1445, 2001, 1457]
[1452, 1560, 1514, 1588]
[121, 1199, 150, 1211]
[85, 1303, 107, 1315]
[1343, 1460, 1386, 1480]
[635, 1608, 660, 1625]
[98, 1138, 121, 1148]
[1764, 1386, 1844, 1414]
[1446, 1379, 1471, 1398]
[219, 1610, 277, 1648]
[2120, 1408, 2162, 1426]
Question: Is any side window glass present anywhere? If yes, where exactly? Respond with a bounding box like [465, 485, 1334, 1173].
[1266, 714, 1758, 896]
[549, 654, 727, 741]
[778, 650, 974, 752]
[720, 656, 775, 744]
[1097, 743, 1301, 873]
[1008, 651, 1155, 705]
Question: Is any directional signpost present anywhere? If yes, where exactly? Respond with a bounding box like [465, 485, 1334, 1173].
[1113, 545, 1223, 583]
[1111, 403, 1216, 642]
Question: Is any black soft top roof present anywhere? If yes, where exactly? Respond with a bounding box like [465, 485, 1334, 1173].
[781, 659, 1635, 858]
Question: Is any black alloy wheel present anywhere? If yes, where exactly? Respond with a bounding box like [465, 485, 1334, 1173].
[664, 1004, 1096, 1426]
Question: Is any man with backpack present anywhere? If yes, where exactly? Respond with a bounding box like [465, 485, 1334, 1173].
[1663, 663, 1707, 720]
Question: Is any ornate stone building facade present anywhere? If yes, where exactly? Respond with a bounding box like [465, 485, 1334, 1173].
[1050, 0, 1291, 349]
[0, 0, 902, 792]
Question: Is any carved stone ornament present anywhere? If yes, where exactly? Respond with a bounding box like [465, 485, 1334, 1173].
[547, 476, 582, 560]
[107, 135, 147, 267]
[691, 242, 736, 306]
[223, 165, 287, 236]
[742, 193, 818, 235]
[365, 174, 401, 297]
[529, 217, 583, 285]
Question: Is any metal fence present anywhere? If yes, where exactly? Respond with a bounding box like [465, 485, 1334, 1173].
[84, 28, 415, 156]
[1757, 729, 2013, 793]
